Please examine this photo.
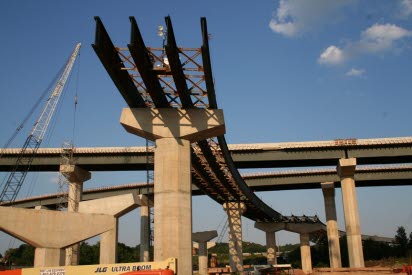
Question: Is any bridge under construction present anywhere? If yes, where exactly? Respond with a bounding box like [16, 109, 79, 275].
[0, 16, 411, 275]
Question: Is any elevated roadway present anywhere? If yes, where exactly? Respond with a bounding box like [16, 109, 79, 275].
[4, 164, 411, 208]
[1, 136, 411, 172]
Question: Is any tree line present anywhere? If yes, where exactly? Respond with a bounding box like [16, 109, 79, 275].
[1, 226, 411, 268]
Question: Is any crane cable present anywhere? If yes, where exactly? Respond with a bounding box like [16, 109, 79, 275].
[72, 50, 81, 147]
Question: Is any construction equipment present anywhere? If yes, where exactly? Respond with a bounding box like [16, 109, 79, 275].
[0, 258, 177, 275]
[0, 43, 81, 204]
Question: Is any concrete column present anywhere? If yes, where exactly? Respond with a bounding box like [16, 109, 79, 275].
[0, 207, 116, 268]
[120, 107, 225, 275]
[78, 193, 141, 264]
[223, 202, 246, 273]
[34, 248, 65, 267]
[100, 224, 118, 264]
[337, 158, 364, 268]
[60, 164, 91, 266]
[300, 233, 312, 274]
[140, 196, 150, 262]
[153, 137, 192, 275]
[193, 231, 218, 275]
[321, 182, 342, 268]
[266, 231, 277, 266]
[198, 242, 208, 275]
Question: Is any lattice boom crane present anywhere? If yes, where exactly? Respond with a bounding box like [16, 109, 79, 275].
[0, 43, 81, 204]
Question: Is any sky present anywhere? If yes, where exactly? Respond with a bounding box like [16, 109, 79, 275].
[0, 0, 412, 256]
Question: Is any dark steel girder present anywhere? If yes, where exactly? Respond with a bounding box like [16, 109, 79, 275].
[200, 17, 217, 109]
[164, 16, 193, 108]
[128, 17, 169, 108]
[92, 17, 146, 108]
[199, 18, 284, 222]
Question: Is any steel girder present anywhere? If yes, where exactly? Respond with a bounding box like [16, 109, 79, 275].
[92, 17, 146, 108]
[92, 16, 309, 223]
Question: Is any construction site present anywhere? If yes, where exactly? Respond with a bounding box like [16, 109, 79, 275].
[0, 2, 412, 275]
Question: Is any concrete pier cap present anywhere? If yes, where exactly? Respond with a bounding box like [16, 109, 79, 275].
[120, 108, 225, 141]
[192, 230, 218, 243]
[60, 164, 91, 182]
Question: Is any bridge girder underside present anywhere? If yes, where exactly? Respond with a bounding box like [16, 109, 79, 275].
[92, 16, 317, 224]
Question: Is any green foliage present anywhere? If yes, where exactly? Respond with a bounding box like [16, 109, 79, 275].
[395, 226, 409, 257]
[79, 242, 99, 265]
[4, 244, 34, 267]
[117, 243, 139, 263]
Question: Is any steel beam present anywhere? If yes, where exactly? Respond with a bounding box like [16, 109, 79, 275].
[128, 17, 169, 108]
[92, 17, 146, 108]
[164, 16, 193, 108]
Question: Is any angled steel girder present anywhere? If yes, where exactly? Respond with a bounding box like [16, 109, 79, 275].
[128, 17, 169, 108]
[164, 16, 193, 108]
[92, 17, 146, 108]
[201, 17, 217, 109]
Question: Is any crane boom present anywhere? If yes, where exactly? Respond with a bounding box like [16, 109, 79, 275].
[0, 43, 81, 204]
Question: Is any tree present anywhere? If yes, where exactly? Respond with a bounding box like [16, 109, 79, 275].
[395, 226, 408, 257]
[4, 244, 34, 266]
[409, 232, 412, 250]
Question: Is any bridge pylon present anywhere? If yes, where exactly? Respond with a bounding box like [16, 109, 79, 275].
[120, 107, 225, 275]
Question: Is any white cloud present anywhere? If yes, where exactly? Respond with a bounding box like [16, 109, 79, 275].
[399, 0, 412, 19]
[358, 23, 412, 53]
[346, 68, 365, 77]
[318, 45, 345, 65]
[319, 23, 412, 66]
[269, 0, 354, 37]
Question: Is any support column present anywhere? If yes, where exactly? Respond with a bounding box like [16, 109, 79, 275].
[100, 224, 118, 264]
[266, 231, 277, 266]
[321, 182, 342, 268]
[120, 107, 225, 275]
[337, 158, 364, 268]
[223, 202, 246, 273]
[60, 164, 91, 266]
[193, 231, 218, 275]
[198, 242, 208, 275]
[34, 248, 65, 267]
[154, 138, 192, 274]
[300, 233, 312, 274]
[140, 195, 150, 262]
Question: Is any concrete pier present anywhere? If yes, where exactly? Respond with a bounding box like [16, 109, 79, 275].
[78, 193, 141, 264]
[265, 231, 277, 265]
[139, 195, 151, 262]
[60, 164, 91, 265]
[300, 233, 312, 274]
[255, 222, 324, 273]
[337, 158, 364, 268]
[223, 202, 246, 273]
[193, 231, 218, 275]
[321, 182, 342, 268]
[0, 206, 116, 267]
[120, 107, 225, 275]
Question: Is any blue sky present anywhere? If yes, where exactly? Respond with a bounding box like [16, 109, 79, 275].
[1, 0, 412, 255]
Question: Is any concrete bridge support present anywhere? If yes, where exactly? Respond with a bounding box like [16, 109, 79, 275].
[60, 164, 91, 266]
[193, 231, 218, 275]
[120, 108, 225, 275]
[337, 158, 364, 268]
[139, 195, 151, 262]
[223, 202, 246, 273]
[78, 193, 141, 264]
[0, 206, 116, 267]
[265, 231, 277, 265]
[300, 233, 312, 274]
[321, 182, 342, 268]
